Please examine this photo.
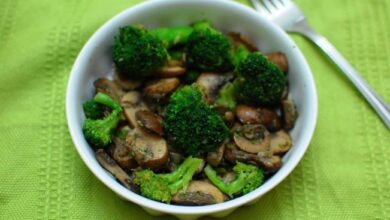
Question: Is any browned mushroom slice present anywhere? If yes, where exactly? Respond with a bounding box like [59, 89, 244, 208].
[235, 105, 275, 125]
[94, 78, 124, 102]
[196, 73, 228, 104]
[156, 59, 187, 78]
[256, 151, 282, 173]
[224, 143, 282, 173]
[121, 91, 149, 128]
[95, 149, 133, 189]
[227, 32, 258, 52]
[270, 130, 292, 155]
[135, 110, 164, 136]
[126, 128, 169, 170]
[267, 52, 289, 73]
[207, 143, 226, 167]
[236, 105, 281, 132]
[108, 137, 138, 170]
[282, 98, 298, 130]
[234, 124, 270, 153]
[172, 181, 225, 205]
[143, 78, 180, 100]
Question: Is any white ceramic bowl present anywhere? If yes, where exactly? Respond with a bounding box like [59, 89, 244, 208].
[66, 0, 317, 219]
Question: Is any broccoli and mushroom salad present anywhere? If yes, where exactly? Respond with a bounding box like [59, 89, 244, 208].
[82, 20, 298, 205]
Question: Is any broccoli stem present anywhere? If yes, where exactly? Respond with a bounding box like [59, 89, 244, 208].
[167, 159, 201, 194]
[160, 156, 197, 183]
[94, 92, 121, 111]
[151, 26, 194, 48]
[133, 156, 203, 203]
[204, 164, 246, 196]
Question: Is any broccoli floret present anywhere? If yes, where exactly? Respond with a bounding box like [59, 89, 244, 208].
[151, 26, 194, 48]
[204, 162, 264, 196]
[236, 52, 286, 105]
[133, 157, 202, 203]
[82, 93, 122, 147]
[185, 21, 234, 72]
[164, 85, 231, 155]
[113, 25, 168, 79]
[83, 100, 104, 119]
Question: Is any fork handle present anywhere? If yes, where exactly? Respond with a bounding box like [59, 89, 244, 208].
[289, 20, 390, 130]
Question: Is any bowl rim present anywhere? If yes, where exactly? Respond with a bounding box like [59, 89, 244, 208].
[66, 0, 318, 215]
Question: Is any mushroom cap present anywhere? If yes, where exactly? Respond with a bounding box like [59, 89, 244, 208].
[270, 130, 292, 155]
[233, 124, 270, 153]
[172, 180, 225, 205]
[143, 78, 180, 100]
[135, 110, 164, 136]
[126, 128, 169, 170]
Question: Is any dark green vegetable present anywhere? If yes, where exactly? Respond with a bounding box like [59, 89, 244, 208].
[151, 26, 194, 48]
[204, 162, 263, 196]
[183, 70, 200, 83]
[133, 157, 202, 203]
[185, 21, 234, 72]
[236, 52, 286, 105]
[113, 25, 168, 79]
[82, 93, 122, 147]
[168, 48, 184, 61]
[164, 85, 231, 156]
[83, 100, 104, 119]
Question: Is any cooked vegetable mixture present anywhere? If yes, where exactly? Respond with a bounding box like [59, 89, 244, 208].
[83, 20, 298, 205]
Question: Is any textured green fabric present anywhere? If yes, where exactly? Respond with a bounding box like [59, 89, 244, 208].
[1, 0, 390, 219]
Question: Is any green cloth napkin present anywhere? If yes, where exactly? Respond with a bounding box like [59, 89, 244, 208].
[1, 0, 390, 219]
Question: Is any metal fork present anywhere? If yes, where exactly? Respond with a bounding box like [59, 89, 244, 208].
[250, 0, 390, 130]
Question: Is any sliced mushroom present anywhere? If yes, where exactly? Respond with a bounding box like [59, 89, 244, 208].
[172, 181, 225, 205]
[94, 78, 124, 102]
[143, 78, 180, 100]
[135, 110, 164, 136]
[196, 73, 228, 104]
[121, 91, 149, 128]
[281, 98, 298, 130]
[207, 143, 226, 167]
[228, 32, 258, 52]
[214, 106, 236, 128]
[267, 52, 289, 73]
[108, 137, 138, 170]
[236, 105, 281, 132]
[95, 149, 134, 189]
[234, 124, 270, 153]
[256, 151, 282, 173]
[126, 128, 169, 170]
[156, 60, 187, 78]
[224, 143, 282, 173]
[270, 130, 292, 155]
